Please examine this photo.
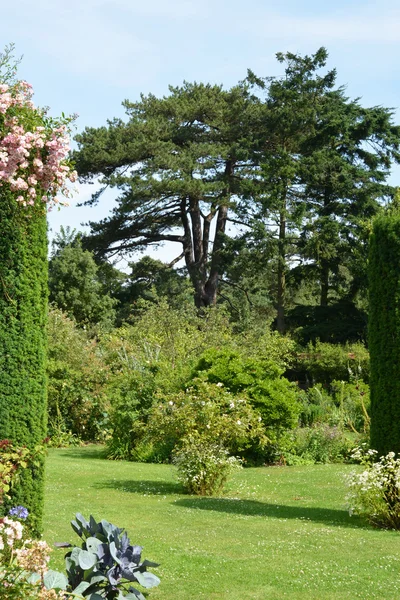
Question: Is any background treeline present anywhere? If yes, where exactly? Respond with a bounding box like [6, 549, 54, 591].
[46, 47, 400, 465]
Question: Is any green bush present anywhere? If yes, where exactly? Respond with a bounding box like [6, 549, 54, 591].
[173, 437, 242, 495]
[144, 379, 268, 461]
[103, 302, 236, 460]
[192, 347, 300, 439]
[298, 380, 370, 434]
[48, 308, 110, 442]
[295, 341, 369, 385]
[105, 370, 157, 461]
[284, 424, 353, 464]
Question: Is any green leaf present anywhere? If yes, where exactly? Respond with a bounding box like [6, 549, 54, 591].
[69, 546, 82, 565]
[72, 581, 90, 595]
[134, 571, 161, 588]
[43, 570, 68, 590]
[71, 519, 83, 537]
[86, 536, 102, 553]
[27, 572, 41, 584]
[109, 540, 121, 564]
[125, 591, 146, 600]
[79, 549, 97, 570]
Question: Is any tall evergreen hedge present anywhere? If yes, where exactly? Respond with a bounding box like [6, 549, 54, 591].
[369, 213, 400, 456]
[0, 188, 48, 532]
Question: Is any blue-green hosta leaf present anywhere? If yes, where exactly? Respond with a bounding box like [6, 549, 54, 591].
[71, 520, 83, 538]
[89, 515, 98, 533]
[78, 550, 97, 570]
[27, 572, 41, 585]
[134, 571, 161, 589]
[86, 574, 108, 588]
[72, 581, 91, 595]
[87, 594, 105, 600]
[43, 570, 68, 590]
[75, 513, 90, 531]
[86, 537, 102, 554]
[109, 541, 121, 564]
[69, 547, 82, 566]
[100, 519, 112, 537]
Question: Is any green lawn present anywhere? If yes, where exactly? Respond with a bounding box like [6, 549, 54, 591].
[44, 446, 400, 600]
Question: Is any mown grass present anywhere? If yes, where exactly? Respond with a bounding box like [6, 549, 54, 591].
[44, 446, 400, 599]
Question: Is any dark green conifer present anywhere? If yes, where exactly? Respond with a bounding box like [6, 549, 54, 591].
[369, 212, 400, 455]
[0, 189, 48, 532]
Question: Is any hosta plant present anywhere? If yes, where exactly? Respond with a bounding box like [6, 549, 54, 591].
[57, 513, 160, 599]
[346, 446, 400, 529]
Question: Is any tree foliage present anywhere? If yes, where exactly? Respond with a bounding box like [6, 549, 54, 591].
[74, 48, 400, 333]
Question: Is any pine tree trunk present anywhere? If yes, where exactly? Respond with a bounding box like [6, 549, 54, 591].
[276, 209, 286, 334]
[320, 260, 329, 306]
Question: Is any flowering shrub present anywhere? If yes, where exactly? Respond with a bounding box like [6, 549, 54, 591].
[144, 379, 268, 461]
[0, 73, 76, 209]
[173, 437, 242, 495]
[346, 447, 400, 529]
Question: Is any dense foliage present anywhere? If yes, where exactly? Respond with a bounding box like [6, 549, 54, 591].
[0, 188, 48, 531]
[369, 213, 400, 455]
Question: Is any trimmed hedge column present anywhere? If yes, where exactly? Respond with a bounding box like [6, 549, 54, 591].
[0, 188, 48, 532]
[369, 213, 400, 456]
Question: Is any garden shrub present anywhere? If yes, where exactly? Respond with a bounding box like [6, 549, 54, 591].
[48, 307, 110, 442]
[103, 302, 236, 460]
[0, 441, 45, 509]
[173, 436, 242, 495]
[105, 370, 157, 461]
[298, 380, 370, 434]
[144, 379, 268, 462]
[191, 348, 300, 441]
[294, 341, 369, 385]
[284, 424, 353, 465]
[347, 447, 400, 529]
[369, 213, 400, 455]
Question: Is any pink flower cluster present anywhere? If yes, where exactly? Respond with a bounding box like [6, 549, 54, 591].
[0, 80, 77, 209]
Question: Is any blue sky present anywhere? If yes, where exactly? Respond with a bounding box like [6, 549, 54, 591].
[1, 0, 400, 263]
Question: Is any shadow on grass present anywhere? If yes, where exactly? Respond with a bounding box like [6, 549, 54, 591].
[58, 446, 108, 460]
[96, 479, 184, 496]
[174, 497, 368, 529]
